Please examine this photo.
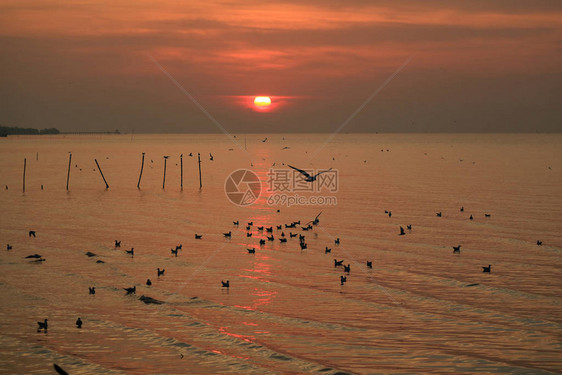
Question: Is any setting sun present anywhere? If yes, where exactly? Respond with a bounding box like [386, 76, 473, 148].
[254, 96, 271, 107]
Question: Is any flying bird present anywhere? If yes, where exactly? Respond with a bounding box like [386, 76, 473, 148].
[288, 165, 333, 182]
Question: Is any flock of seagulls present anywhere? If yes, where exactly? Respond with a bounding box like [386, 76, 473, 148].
[5, 202, 548, 339]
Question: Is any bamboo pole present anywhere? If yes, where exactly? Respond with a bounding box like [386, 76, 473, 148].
[23, 158, 26, 193]
[137, 152, 145, 189]
[66, 153, 72, 191]
[180, 154, 183, 190]
[163, 156, 169, 189]
[94, 159, 109, 189]
[198, 153, 202, 188]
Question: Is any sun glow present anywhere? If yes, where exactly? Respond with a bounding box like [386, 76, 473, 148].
[254, 96, 271, 107]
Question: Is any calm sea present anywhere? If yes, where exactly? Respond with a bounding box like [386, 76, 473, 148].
[0, 134, 561, 374]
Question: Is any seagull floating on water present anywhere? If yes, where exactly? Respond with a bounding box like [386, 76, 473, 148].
[37, 318, 48, 332]
[124, 286, 136, 295]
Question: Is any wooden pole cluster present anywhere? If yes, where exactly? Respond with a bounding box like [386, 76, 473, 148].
[94, 159, 109, 189]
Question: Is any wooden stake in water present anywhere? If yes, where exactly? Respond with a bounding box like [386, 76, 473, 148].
[180, 154, 183, 190]
[198, 153, 202, 189]
[94, 159, 109, 189]
[137, 152, 145, 189]
[23, 158, 26, 193]
[66, 153, 72, 191]
[163, 156, 169, 189]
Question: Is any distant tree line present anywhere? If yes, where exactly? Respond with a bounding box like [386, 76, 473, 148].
[0, 126, 60, 136]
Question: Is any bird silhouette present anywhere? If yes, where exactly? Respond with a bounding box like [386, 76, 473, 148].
[340, 276, 347, 285]
[325, 247, 331, 254]
[37, 319, 48, 332]
[124, 286, 136, 295]
[288, 165, 333, 182]
[195, 234, 202, 239]
[221, 280, 229, 288]
[223, 231, 232, 238]
[76, 317, 82, 329]
[399, 226, 406, 236]
[247, 248, 256, 254]
[89, 287, 95, 295]
[29, 231, 36, 237]
[334, 259, 344, 267]
[157, 268, 165, 277]
[146, 279, 152, 286]
[453, 245, 461, 254]
[366, 261, 372, 269]
[115, 240, 121, 248]
[482, 265, 491, 273]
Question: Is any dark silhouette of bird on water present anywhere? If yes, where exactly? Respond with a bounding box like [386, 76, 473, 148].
[340, 276, 347, 285]
[146, 279, 152, 286]
[482, 265, 491, 273]
[288, 165, 333, 182]
[29, 231, 36, 237]
[325, 247, 331, 254]
[195, 234, 202, 239]
[343, 264, 351, 273]
[453, 245, 461, 254]
[115, 240, 121, 248]
[367, 261, 372, 269]
[76, 317, 82, 328]
[124, 286, 136, 295]
[399, 226, 406, 236]
[537, 240, 542, 246]
[6, 244, 12, 250]
[89, 287, 95, 295]
[223, 231, 232, 238]
[221, 280, 230, 288]
[157, 268, 165, 277]
[126, 248, 134, 257]
[334, 259, 344, 267]
[37, 318, 48, 332]
[53, 364, 69, 375]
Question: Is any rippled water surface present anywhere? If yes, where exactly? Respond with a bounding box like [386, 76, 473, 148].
[0, 134, 561, 374]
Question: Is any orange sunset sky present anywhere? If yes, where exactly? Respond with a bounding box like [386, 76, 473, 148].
[1, 0, 561, 133]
